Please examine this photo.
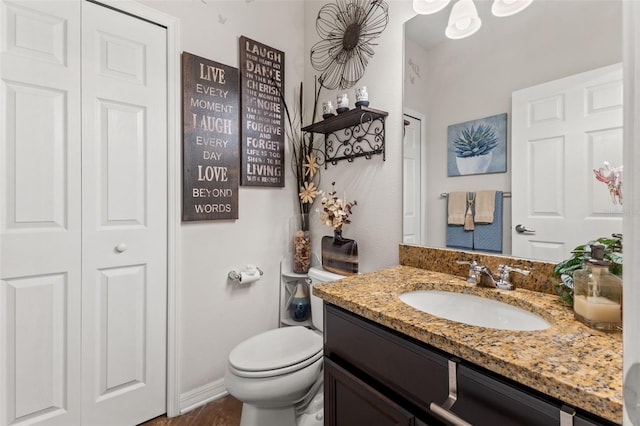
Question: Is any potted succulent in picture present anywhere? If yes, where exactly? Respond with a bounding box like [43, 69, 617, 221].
[453, 123, 499, 175]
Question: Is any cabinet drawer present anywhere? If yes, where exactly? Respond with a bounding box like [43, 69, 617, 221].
[451, 363, 559, 425]
[325, 357, 415, 426]
[324, 304, 449, 410]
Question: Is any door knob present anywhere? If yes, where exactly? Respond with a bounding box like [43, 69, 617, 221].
[515, 224, 535, 234]
[115, 243, 128, 252]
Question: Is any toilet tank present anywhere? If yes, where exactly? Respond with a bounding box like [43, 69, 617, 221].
[308, 266, 344, 332]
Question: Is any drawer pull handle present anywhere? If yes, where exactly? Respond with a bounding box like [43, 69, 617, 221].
[429, 359, 473, 426]
[430, 402, 473, 426]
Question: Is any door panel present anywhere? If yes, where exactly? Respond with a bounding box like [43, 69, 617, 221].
[1, 1, 81, 425]
[5, 83, 68, 229]
[97, 265, 147, 399]
[99, 101, 147, 226]
[6, 274, 67, 421]
[81, 2, 167, 424]
[403, 113, 422, 244]
[512, 64, 623, 261]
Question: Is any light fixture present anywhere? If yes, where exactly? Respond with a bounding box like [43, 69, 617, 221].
[413, 0, 534, 40]
[491, 0, 533, 17]
[445, 0, 481, 39]
[413, 0, 451, 15]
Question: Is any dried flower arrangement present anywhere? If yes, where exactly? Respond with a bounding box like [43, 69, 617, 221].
[276, 81, 325, 272]
[318, 182, 358, 232]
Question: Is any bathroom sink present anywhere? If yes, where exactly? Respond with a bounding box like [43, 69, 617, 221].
[399, 290, 550, 331]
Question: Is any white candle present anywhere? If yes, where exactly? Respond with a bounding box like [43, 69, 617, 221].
[574, 295, 621, 324]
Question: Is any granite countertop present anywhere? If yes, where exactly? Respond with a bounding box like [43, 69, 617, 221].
[313, 265, 622, 424]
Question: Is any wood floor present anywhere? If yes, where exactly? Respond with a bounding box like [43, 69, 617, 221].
[140, 395, 242, 426]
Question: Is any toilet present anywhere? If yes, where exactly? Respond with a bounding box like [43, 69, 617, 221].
[225, 266, 344, 426]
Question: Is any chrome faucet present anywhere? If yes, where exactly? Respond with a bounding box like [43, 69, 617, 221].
[475, 265, 503, 288]
[457, 261, 530, 290]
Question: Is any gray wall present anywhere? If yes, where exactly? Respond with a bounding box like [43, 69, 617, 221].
[141, 0, 414, 409]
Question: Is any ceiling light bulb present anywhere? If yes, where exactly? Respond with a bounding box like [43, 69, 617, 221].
[413, 0, 451, 15]
[445, 0, 481, 39]
[455, 17, 471, 31]
[491, 0, 533, 17]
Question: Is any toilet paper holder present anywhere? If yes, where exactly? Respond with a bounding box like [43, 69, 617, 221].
[228, 265, 263, 283]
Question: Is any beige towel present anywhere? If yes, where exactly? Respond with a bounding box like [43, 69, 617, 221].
[474, 190, 496, 224]
[464, 193, 475, 231]
[447, 192, 468, 225]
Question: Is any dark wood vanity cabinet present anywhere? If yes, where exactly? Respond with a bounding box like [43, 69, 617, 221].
[323, 303, 618, 426]
[325, 358, 415, 426]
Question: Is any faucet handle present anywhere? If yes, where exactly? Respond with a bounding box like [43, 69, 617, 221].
[496, 265, 530, 290]
[456, 260, 478, 284]
[499, 265, 530, 276]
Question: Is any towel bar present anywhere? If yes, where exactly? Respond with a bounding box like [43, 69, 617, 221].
[440, 192, 511, 198]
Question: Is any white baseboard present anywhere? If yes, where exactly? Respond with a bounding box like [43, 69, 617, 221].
[179, 378, 229, 414]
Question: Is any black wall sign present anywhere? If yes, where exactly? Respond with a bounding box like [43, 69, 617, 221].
[182, 52, 239, 221]
[239, 36, 285, 187]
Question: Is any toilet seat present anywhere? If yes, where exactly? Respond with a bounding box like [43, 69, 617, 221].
[229, 326, 322, 379]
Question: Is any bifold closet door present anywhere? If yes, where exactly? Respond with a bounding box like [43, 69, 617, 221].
[1, 1, 168, 425]
[1, 1, 83, 424]
[80, 2, 167, 425]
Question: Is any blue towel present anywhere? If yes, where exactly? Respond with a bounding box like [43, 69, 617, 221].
[473, 191, 503, 253]
[446, 194, 474, 250]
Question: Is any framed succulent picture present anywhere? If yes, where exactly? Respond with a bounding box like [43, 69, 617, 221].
[447, 113, 507, 176]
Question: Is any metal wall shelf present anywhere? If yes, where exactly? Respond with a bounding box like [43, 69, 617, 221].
[302, 106, 388, 167]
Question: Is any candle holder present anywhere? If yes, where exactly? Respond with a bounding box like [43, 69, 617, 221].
[355, 86, 369, 107]
[322, 100, 335, 119]
[336, 93, 349, 113]
[573, 243, 622, 331]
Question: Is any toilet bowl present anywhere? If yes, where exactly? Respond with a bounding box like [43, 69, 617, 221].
[225, 266, 344, 426]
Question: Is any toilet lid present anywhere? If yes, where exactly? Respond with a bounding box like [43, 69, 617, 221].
[229, 326, 322, 373]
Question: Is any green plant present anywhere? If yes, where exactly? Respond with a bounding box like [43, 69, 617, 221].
[553, 234, 623, 306]
[453, 124, 498, 158]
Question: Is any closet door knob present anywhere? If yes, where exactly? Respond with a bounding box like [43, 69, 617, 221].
[115, 243, 128, 253]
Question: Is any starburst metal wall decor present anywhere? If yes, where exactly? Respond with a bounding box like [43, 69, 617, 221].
[310, 0, 389, 90]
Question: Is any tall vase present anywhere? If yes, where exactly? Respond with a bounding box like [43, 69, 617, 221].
[321, 229, 358, 275]
[289, 281, 310, 322]
[291, 214, 311, 274]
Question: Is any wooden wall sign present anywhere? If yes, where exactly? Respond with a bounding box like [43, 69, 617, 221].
[182, 52, 239, 221]
[239, 36, 285, 187]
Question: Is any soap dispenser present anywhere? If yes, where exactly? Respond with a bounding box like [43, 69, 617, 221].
[573, 243, 622, 331]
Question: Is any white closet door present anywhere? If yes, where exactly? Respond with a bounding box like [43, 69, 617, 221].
[80, 2, 167, 425]
[1, 1, 82, 425]
[1, 1, 168, 424]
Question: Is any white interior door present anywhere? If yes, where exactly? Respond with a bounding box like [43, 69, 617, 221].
[1, 1, 168, 425]
[403, 113, 423, 244]
[80, 2, 167, 425]
[1, 1, 82, 424]
[511, 63, 623, 262]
